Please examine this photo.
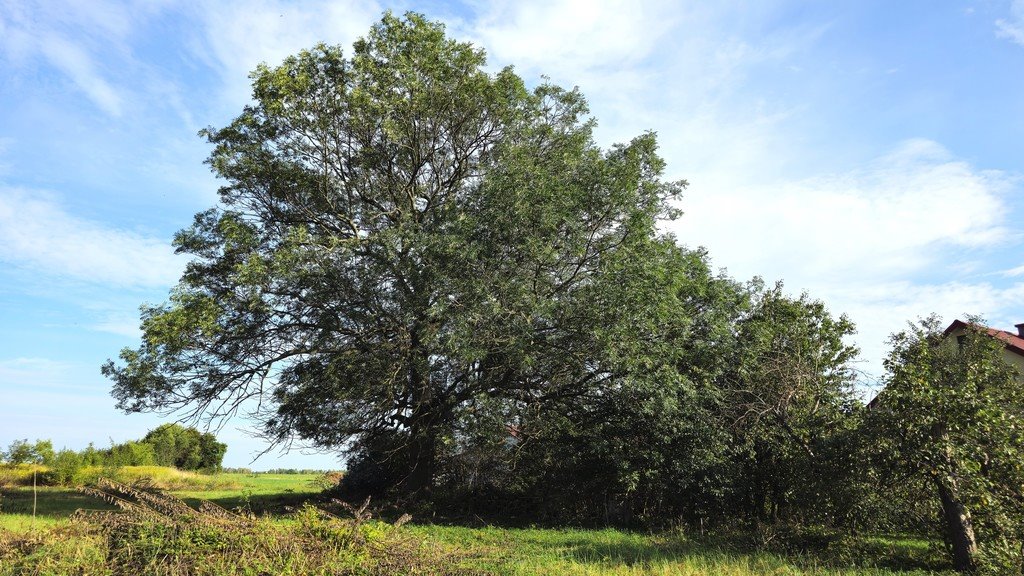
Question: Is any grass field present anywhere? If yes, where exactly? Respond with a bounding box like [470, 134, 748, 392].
[0, 467, 955, 575]
[0, 469, 325, 526]
[411, 525, 951, 575]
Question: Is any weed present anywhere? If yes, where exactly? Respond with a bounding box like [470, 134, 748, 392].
[0, 478, 451, 575]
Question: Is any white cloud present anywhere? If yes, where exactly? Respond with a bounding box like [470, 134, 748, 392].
[996, 0, 1024, 45]
[830, 280, 1024, 382]
[467, 0, 680, 73]
[190, 0, 383, 108]
[673, 139, 1013, 287]
[0, 188, 183, 288]
[0, 1, 139, 116]
[667, 138, 1019, 379]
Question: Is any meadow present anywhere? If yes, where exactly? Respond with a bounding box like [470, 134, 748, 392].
[0, 466, 954, 575]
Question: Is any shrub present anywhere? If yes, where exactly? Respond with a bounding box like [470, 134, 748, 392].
[40, 449, 84, 485]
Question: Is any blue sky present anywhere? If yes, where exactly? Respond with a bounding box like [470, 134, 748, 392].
[2, 0, 1023, 470]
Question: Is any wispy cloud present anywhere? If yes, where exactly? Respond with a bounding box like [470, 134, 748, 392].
[670, 138, 1019, 375]
[0, 1, 135, 116]
[37, 32, 123, 116]
[675, 139, 1014, 286]
[466, 0, 680, 72]
[0, 357, 78, 389]
[996, 0, 1024, 45]
[0, 188, 183, 288]
[190, 0, 382, 109]
[90, 311, 144, 339]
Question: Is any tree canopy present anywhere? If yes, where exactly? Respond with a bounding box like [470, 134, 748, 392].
[103, 12, 685, 495]
[142, 423, 227, 472]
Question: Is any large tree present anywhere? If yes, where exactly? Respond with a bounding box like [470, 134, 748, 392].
[104, 13, 684, 495]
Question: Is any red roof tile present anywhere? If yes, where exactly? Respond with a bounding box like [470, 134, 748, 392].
[943, 319, 1024, 358]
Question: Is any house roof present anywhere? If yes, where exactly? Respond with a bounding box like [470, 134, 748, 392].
[869, 320, 1024, 408]
[943, 319, 1024, 358]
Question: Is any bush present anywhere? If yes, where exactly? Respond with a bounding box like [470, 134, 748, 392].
[107, 440, 156, 467]
[40, 449, 84, 485]
[141, 424, 227, 472]
[0, 464, 39, 487]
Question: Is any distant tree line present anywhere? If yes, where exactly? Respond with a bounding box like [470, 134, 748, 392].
[1, 423, 226, 484]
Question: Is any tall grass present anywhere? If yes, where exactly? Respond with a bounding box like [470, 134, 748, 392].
[0, 463, 242, 490]
[0, 464, 41, 487]
[1, 478, 452, 576]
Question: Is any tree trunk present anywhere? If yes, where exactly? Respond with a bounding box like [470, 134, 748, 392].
[934, 476, 978, 573]
[403, 320, 437, 496]
[403, 425, 436, 496]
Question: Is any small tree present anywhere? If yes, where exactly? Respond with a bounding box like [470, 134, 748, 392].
[2, 439, 54, 466]
[870, 316, 1024, 573]
[141, 424, 227, 471]
[107, 441, 156, 467]
[3, 439, 34, 464]
[44, 449, 85, 485]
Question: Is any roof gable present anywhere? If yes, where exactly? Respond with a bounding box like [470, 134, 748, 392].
[943, 319, 1024, 358]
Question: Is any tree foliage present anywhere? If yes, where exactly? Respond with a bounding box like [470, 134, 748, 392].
[422, 275, 865, 528]
[142, 423, 227, 472]
[103, 12, 684, 496]
[2, 439, 54, 465]
[721, 283, 863, 527]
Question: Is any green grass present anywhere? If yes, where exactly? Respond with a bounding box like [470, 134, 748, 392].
[0, 467, 955, 574]
[0, 470, 325, 524]
[0, 486, 117, 520]
[408, 525, 954, 575]
[0, 514, 64, 533]
[172, 472, 325, 513]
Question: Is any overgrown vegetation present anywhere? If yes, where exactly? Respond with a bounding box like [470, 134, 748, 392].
[0, 463, 242, 492]
[1, 478, 444, 575]
[81, 11, 1024, 574]
[0, 472, 956, 575]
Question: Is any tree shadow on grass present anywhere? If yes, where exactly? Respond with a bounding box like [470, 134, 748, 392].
[1, 487, 117, 519]
[2, 485, 320, 520]
[496, 529, 951, 574]
[554, 536, 702, 567]
[177, 491, 318, 516]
